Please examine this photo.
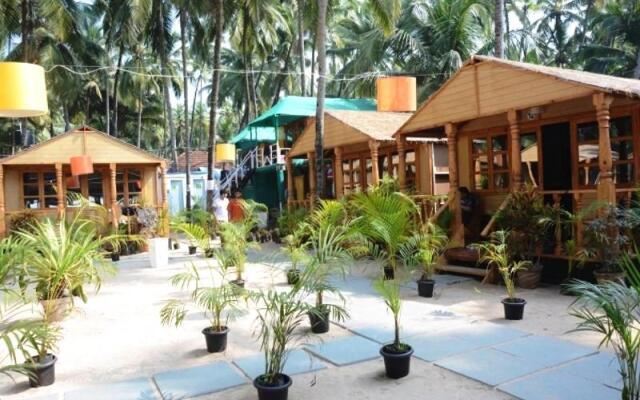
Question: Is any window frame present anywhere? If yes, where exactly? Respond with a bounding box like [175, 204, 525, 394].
[469, 130, 511, 192]
[20, 169, 58, 210]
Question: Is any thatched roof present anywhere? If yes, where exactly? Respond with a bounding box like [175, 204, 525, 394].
[326, 110, 412, 141]
[397, 56, 640, 136]
[474, 55, 640, 99]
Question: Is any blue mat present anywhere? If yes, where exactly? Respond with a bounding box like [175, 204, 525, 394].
[498, 369, 621, 400]
[234, 349, 326, 379]
[435, 348, 544, 386]
[65, 378, 156, 400]
[494, 335, 596, 368]
[555, 352, 622, 390]
[153, 362, 246, 399]
[306, 336, 380, 366]
[411, 322, 528, 362]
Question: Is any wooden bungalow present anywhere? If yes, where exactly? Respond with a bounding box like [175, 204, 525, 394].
[286, 110, 449, 210]
[395, 55, 640, 253]
[0, 126, 168, 236]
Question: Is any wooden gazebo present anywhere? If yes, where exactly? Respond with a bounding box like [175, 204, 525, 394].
[0, 126, 168, 236]
[395, 56, 640, 250]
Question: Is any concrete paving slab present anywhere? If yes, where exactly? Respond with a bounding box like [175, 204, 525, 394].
[233, 349, 326, 380]
[498, 369, 620, 400]
[554, 352, 622, 390]
[306, 336, 380, 366]
[494, 335, 597, 368]
[64, 377, 156, 400]
[153, 362, 246, 399]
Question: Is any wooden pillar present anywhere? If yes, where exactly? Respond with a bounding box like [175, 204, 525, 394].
[307, 152, 316, 206]
[159, 163, 169, 235]
[508, 109, 522, 189]
[55, 163, 64, 219]
[445, 123, 464, 244]
[334, 147, 344, 199]
[368, 140, 380, 186]
[286, 156, 294, 209]
[593, 93, 615, 204]
[397, 137, 406, 190]
[0, 165, 5, 237]
[422, 142, 434, 195]
[109, 163, 118, 230]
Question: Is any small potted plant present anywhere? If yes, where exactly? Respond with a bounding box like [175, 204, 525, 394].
[475, 231, 531, 320]
[219, 221, 259, 287]
[281, 229, 308, 285]
[374, 277, 413, 379]
[252, 289, 308, 400]
[22, 318, 61, 387]
[175, 223, 209, 255]
[160, 260, 244, 353]
[583, 204, 640, 284]
[353, 186, 420, 280]
[408, 223, 448, 298]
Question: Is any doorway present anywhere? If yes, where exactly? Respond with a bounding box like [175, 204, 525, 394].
[542, 122, 572, 192]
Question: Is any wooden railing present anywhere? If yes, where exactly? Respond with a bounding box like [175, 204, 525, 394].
[411, 194, 448, 224]
[480, 194, 512, 237]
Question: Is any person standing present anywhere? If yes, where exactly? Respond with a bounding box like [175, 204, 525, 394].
[214, 190, 229, 223]
[227, 191, 245, 222]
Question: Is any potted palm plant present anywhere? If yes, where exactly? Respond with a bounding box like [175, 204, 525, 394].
[374, 277, 413, 379]
[252, 289, 309, 400]
[22, 317, 61, 387]
[16, 200, 127, 321]
[353, 185, 420, 280]
[174, 223, 210, 255]
[219, 221, 259, 287]
[281, 229, 308, 285]
[295, 200, 356, 333]
[406, 222, 448, 298]
[475, 231, 532, 320]
[160, 259, 245, 353]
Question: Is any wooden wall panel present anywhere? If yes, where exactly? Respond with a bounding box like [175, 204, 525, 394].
[458, 135, 471, 189]
[4, 169, 20, 212]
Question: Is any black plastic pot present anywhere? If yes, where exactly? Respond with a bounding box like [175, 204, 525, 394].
[173, 242, 180, 250]
[254, 373, 292, 400]
[202, 326, 228, 353]
[27, 354, 57, 387]
[380, 344, 413, 379]
[204, 249, 215, 258]
[383, 266, 394, 280]
[111, 252, 120, 262]
[308, 308, 330, 334]
[417, 279, 435, 298]
[188, 246, 197, 255]
[286, 269, 300, 285]
[231, 279, 245, 288]
[502, 298, 526, 320]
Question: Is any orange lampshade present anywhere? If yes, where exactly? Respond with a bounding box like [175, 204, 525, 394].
[65, 175, 80, 188]
[376, 76, 417, 112]
[70, 155, 94, 176]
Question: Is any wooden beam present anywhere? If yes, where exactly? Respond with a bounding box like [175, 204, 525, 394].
[396, 137, 406, 190]
[307, 152, 316, 206]
[0, 165, 5, 237]
[445, 123, 464, 245]
[109, 163, 118, 230]
[507, 109, 522, 189]
[55, 163, 64, 219]
[334, 147, 344, 199]
[593, 93, 615, 204]
[368, 140, 380, 187]
[159, 163, 169, 236]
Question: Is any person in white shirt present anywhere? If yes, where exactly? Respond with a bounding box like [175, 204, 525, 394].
[214, 190, 229, 223]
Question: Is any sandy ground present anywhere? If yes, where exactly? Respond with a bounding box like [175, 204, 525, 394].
[0, 242, 604, 400]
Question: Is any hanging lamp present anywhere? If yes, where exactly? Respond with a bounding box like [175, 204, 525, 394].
[0, 62, 48, 118]
[70, 127, 94, 176]
[215, 143, 236, 164]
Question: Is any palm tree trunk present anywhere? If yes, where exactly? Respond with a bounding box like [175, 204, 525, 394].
[190, 75, 202, 143]
[310, 34, 316, 96]
[394, 314, 400, 347]
[241, 8, 254, 121]
[136, 92, 143, 148]
[297, 0, 305, 96]
[272, 44, 293, 106]
[207, 0, 224, 213]
[180, 8, 192, 212]
[63, 104, 70, 131]
[112, 41, 125, 137]
[494, 0, 504, 58]
[315, 0, 328, 199]
[634, 50, 640, 79]
[158, 0, 178, 167]
[504, 0, 509, 50]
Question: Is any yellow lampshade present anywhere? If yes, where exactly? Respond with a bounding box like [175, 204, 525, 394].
[215, 143, 236, 163]
[0, 62, 49, 118]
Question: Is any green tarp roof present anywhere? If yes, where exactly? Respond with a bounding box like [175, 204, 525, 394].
[230, 96, 377, 147]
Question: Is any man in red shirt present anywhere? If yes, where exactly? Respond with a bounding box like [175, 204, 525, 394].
[227, 191, 245, 222]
